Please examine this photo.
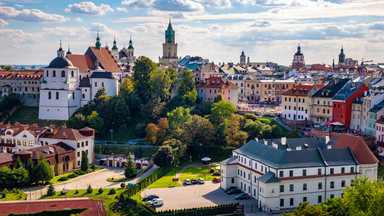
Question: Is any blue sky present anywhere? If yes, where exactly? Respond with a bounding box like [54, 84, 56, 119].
[1, 0, 384, 65]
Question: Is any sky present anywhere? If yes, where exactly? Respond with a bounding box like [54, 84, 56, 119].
[0, 0, 384, 66]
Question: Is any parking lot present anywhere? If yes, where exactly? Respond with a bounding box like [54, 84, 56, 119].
[141, 181, 256, 211]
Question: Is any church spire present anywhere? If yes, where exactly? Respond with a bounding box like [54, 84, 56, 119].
[57, 40, 65, 57]
[165, 17, 175, 44]
[339, 45, 345, 64]
[66, 45, 72, 55]
[128, 35, 134, 49]
[95, 31, 101, 50]
[112, 36, 118, 51]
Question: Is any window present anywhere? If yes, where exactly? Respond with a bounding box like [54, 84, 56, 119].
[318, 182, 323, 190]
[341, 180, 346, 187]
[81, 142, 84, 147]
[330, 194, 334, 198]
[330, 181, 334, 189]
[95, 82, 97, 87]
[77, 143, 80, 148]
[318, 168, 322, 175]
[56, 92, 59, 100]
[289, 170, 293, 177]
[53, 70, 56, 77]
[232, 178, 234, 183]
[61, 70, 65, 77]
[280, 199, 284, 207]
[290, 184, 294, 192]
[318, 195, 322, 203]
[23, 140, 27, 146]
[86, 141, 88, 146]
[71, 71, 74, 77]
[351, 167, 355, 173]
[77, 152, 80, 157]
[48, 91, 51, 99]
[290, 198, 294, 206]
[330, 168, 334, 174]
[303, 183, 307, 191]
[72, 92, 75, 100]
[341, 167, 345, 173]
[302, 169, 307, 176]
[280, 185, 284, 192]
[46, 71, 49, 77]
[280, 171, 284, 177]
[29, 141, 33, 146]
[303, 197, 307, 202]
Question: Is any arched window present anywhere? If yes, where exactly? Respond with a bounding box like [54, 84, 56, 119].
[64, 155, 70, 161]
[72, 92, 75, 100]
[53, 70, 56, 77]
[71, 71, 74, 77]
[48, 91, 51, 99]
[56, 92, 59, 100]
[46, 70, 49, 77]
[46, 160, 51, 165]
[61, 70, 65, 77]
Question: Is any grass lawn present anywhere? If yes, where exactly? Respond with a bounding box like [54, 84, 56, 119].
[258, 117, 289, 136]
[378, 165, 384, 178]
[0, 192, 27, 201]
[146, 162, 194, 189]
[178, 165, 219, 182]
[6, 106, 66, 127]
[50, 167, 103, 184]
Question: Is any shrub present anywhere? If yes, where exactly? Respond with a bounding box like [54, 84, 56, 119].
[58, 176, 69, 181]
[74, 170, 86, 175]
[3, 188, 8, 194]
[75, 190, 79, 194]
[47, 184, 55, 196]
[16, 189, 20, 194]
[67, 173, 78, 178]
[108, 188, 116, 195]
[87, 185, 93, 194]
[12, 188, 16, 194]
[1, 193, 6, 198]
[98, 188, 104, 194]
[91, 163, 96, 170]
[210, 168, 215, 173]
[120, 183, 126, 189]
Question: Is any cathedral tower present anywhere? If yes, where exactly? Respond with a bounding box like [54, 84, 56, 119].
[291, 44, 305, 70]
[338, 46, 345, 65]
[240, 50, 246, 66]
[159, 18, 180, 66]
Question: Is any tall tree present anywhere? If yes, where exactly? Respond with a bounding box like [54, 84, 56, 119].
[81, 151, 89, 172]
[178, 69, 195, 96]
[120, 78, 134, 95]
[124, 154, 137, 179]
[184, 115, 216, 147]
[157, 118, 169, 143]
[87, 111, 104, 133]
[105, 95, 131, 127]
[150, 68, 172, 101]
[153, 145, 174, 167]
[33, 155, 54, 184]
[167, 106, 191, 130]
[214, 93, 224, 103]
[67, 113, 87, 129]
[210, 100, 237, 125]
[133, 56, 156, 102]
[162, 139, 186, 159]
[145, 123, 159, 145]
[224, 114, 248, 147]
[15, 156, 22, 169]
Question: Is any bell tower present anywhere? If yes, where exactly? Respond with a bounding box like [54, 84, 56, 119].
[159, 17, 180, 66]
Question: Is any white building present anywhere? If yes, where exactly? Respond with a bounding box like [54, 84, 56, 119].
[220, 135, 378, 211]
[0, 123, 45, 153]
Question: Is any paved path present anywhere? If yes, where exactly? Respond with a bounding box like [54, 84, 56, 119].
[22, 165, 159, 200]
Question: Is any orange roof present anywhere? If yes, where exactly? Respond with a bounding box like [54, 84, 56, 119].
[196, 77, 238, 89]
[282, 84, 320, 96]
[67, 54, 94, 72]
[0, 70, 43, 80]
[334, 134, 379, 164]
[308, 64, 332, 72]
[88, 47, 122, 72]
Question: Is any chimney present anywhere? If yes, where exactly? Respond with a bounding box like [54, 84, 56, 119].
[264, 139, 268, 145]
[281, 137, 287, 145]
[325, 136, 330, 144]
[62, 132, 67, 139]
[296, 146, 302, 150]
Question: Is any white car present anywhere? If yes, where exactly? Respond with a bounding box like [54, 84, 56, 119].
[198, 178, 205, 184]
[147, 198, 164, 207]
[184, 179, 191, 185]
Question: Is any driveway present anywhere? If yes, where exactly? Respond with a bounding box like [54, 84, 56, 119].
[23, 165, 159, 200]
[141, 181, 256, 211]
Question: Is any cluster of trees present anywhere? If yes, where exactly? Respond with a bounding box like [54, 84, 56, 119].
[285, 177, 384, 216]
[0, 156, 54, 189]
[0, 65, 12, 71]
[0, 93, 21, 119]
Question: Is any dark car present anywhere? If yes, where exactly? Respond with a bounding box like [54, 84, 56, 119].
[224, 186, 237, 193]
[226, 188, 242, 194]
[142, 195, 159, 201]
[191, 179, 198, 184]
[235, 193, 251, 200]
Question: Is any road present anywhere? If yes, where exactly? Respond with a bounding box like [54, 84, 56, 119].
[22, 165, 159, 200]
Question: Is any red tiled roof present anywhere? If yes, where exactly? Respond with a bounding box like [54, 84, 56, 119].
[282, 84, 323, 96]
[67, 54, 95, 72]
[0, 123, 44, 137]
[307, 64, 332, 72]
[0, 70, 43, 80]
[88, 47, 122, 72]
[39, 126, 91, 140]
[196, 77, 238, 89]
[334, 134, 379, 164]
[376, 116, 384, 124]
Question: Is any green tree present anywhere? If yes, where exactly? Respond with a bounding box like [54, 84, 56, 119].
[157, 118, 169, 144]
[183, 115, 216, 147]
[81, 151, 89, 172]
[15, 157, 22, 169]
[167, 106, 191, 130]
[105, 95, 131, 127]
[183, 89, 197, 105]
[47, 184, 55, 196]
[162, 139, 187, 159]
[260, 125, 273, 139]
[153, 145, 174, 167]
[210, 100, 237, 125]
[25, 158, 34, 184]
[87, 184, 93, 194]
[214, 93, 224, 103]
[67, 113, 87, 129]
[145, 123, 158, 145]
[33, 156, 54, 184]
[0, 65, 12, 71]
[124, 154, 137, 179]
[12, 166, 29, 187]
[120, 78, 134, 95]
[86, 111, 104, 133]
[178, 69, 195, 96]
[224, 114, 248, 147]
[133, 56, 157, 101]
[150, 68, 172, 101]
[287, 128, 301, 138]
[1, 93, 21, 111]
[202, 101, 212, 115]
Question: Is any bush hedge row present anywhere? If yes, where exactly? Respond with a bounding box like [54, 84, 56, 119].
[8, 208, 87, 216]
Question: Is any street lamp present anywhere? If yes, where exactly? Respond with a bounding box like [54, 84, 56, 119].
[110, 129, 114, 142]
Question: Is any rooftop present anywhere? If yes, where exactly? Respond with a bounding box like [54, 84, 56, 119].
[333, 134, 378, 164]
[312, 78, 350, 98]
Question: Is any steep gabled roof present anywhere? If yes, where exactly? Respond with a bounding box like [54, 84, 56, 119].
[282, 85, 317, 96]
[334, 134, 379, 164]
[312, 78, 350, 98]
[67, 54, 95, 72]
[87, 47, 122, 72]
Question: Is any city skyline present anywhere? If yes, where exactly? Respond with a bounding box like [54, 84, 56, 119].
[1, 0, 384, 65]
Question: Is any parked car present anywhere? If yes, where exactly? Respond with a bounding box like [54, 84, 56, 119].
[147, 198, 164, 207]
[236, 193, 251, 200]
[191, 179, 198, 184]
[184, 179, 191, 185]
[127, 182, 135, 187]
[142, 195, 159, 201]
[224, 186, 237, 193]
[226, 188, 242, 194]
[212, 177, 221, 183]
[198, 178, 205, 184]
[128, 141, 136, 145]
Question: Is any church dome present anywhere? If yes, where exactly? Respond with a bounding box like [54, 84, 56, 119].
[47, 57, 73, 68]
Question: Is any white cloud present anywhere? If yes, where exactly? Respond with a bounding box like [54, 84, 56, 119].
[0, 28, 41, 47]
[0, 18, 8, 27]
[116, 7, 128, 12]
[196, 0, 231, 8]
[90, 23, 119, 38]
[73, 17, 83, 22]
[65, 2, 113, 16]
[122, 0, 204, 12]
[0, 6, 67, 22]
[14, 4, 23, 8]
[43, 26, 88, 38]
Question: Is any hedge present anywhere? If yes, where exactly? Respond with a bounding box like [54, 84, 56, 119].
[156, 203, 239, 216]
[8, 208, 87, 216]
